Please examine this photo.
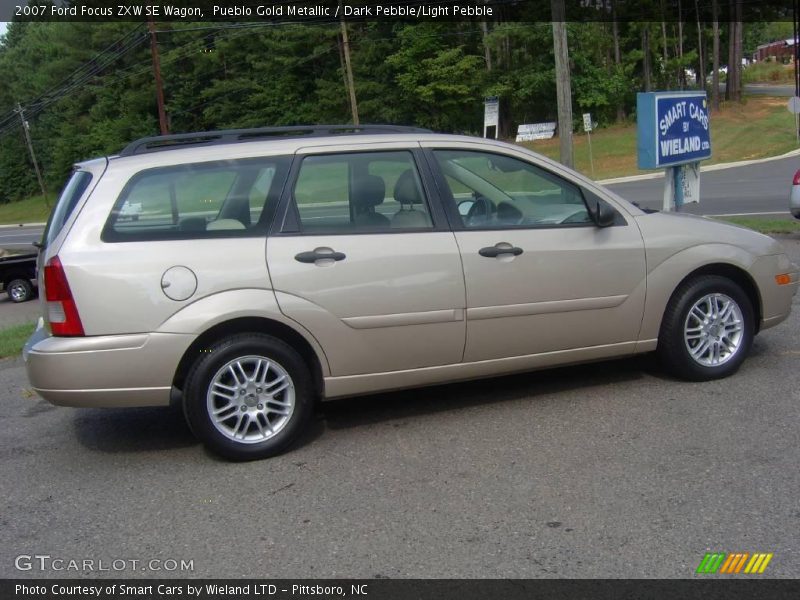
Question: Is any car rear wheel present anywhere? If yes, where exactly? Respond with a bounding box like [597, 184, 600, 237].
[658, 275, 754, 381]
[7, 278, 33, 303]
[183, 334, 313, 460]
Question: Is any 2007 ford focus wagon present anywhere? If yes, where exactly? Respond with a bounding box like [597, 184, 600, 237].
[24, 125, 798, 460]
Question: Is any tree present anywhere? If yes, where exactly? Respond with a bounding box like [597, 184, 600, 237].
[387, 24, 484, 132]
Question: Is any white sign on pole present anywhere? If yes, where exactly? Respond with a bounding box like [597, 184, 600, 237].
[675, 162, 701, 207]
[664, 163, 701, 211]
[582, 113, 595, 177]
[515, 122, 557, 141]
[483, 96, 499, 138]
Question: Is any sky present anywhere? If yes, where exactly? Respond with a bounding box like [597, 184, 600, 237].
[0, 22, 7, 38]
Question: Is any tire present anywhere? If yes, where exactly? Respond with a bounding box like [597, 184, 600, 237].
[183, 333, 313, 460]
[6, 278, 33, 303]
[658, 275, 754, 381]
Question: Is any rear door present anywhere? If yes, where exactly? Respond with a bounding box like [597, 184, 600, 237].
[267, 143, 466, 377]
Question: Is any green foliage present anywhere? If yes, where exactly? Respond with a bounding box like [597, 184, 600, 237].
[0, 136, 38, 202]
[388, 24, 484, 132]
[742, 61, 794, 84]
[0, 18, 790, 205]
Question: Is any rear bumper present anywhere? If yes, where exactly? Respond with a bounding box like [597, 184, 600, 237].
[24, 324, 195, 407]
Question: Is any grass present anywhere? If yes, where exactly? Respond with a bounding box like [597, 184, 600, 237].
[743, 61, 795, 85]
[0, 321, 36, 358]
[715, 216, 800, 234]
[519, 96, 799, 180]
[0, 194, 53, 225]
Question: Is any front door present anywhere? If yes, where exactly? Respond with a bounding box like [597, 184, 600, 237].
[425, 146, 647, 363]
[267, 145, 466, 377]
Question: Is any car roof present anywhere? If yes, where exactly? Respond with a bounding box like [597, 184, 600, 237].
[82, 132, 524, 172]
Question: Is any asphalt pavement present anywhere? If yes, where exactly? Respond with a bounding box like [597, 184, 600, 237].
[0, 294, 40, 327]
[2, 91, 799, 581]
[606, 153, 799, 215]
[741, 83, 794, 97]
[1, 237, 799, 579]
[0, 225, 43, 250]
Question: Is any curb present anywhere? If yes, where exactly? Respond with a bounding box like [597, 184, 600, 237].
[598, 147, 800, 185]
[0, 222, 46, 230]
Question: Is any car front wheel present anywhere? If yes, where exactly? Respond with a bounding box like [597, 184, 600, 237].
[183, 334, 313, 460]
[658, 275, 754, 381]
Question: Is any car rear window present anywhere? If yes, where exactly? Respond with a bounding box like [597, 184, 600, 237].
[42, 170, 93, 248]
[102, 157, 290, 242]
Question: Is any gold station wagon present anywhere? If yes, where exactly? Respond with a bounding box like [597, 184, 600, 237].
[24, 125, 798, 460]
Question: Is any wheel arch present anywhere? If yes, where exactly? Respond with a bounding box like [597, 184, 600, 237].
[172, 317, 327, 397]
[665, 263, 762, 334]
[2, 270, 32, 288]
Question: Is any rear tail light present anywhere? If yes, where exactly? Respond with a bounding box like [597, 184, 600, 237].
[793, 170, 800, 186]
[43, 256, 84, 336]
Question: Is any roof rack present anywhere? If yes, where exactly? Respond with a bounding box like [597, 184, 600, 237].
[118, 124, 432, 156]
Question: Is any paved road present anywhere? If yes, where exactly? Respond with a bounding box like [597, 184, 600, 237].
[0, 225, 43, 250]
[743, 84, 793, 97]
[606, 153, 799, 215]
[0, 294, 40, 327]
[1, 238, 798, 579]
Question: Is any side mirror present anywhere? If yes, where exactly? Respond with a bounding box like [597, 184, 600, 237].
[457, 200, 475, 217]
[589, 199, 616, 228]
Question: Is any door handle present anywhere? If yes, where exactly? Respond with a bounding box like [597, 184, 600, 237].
[294, 248, 347, 264]
[479, 244, 523, 258]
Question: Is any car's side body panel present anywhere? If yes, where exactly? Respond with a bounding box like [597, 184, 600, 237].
[268, 233, 466, 376]
[59, 237, 275, 336]
[322, 340, 641, 399]
[454, 226, 647, 362]
[24, 133, 798, 412]
[634, 213, 797, 340]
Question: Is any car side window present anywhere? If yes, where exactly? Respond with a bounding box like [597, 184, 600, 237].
[292, 151, 434, 233]
[103, 157, 289, 241]
[432, 150, 593, 229]
[43, 170, 93, 248]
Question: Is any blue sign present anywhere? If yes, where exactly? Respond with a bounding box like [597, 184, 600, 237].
[637, 92, 711, 169]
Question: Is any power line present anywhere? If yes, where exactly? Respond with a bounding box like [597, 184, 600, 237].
[0, 20, 532, 140]
[0, 24, 149, 137]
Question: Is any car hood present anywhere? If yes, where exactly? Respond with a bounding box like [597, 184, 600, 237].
[634, 211, 784, 258]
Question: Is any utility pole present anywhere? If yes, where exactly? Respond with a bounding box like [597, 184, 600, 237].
[148, 19, 169, 135]
[551, 0, 573, 168]
[339, 3, 359, 126]
[794, 0, 799, 101]
[712, 0, 720, 110]
[16, 103, 49, 208]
